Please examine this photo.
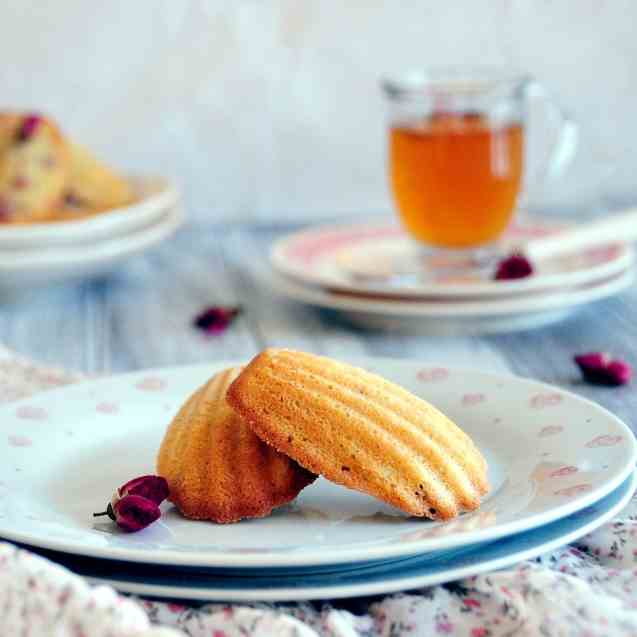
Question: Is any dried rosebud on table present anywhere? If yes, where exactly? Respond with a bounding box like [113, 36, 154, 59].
[574, 352, 632, 386]
[193, 305, 241, 335]
[93, 475, 169, 533]
[493, 253, 534, 281]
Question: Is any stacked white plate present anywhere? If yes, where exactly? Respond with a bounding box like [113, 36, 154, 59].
[0, 358, 634, 601]
[0, 176, 183, 295]
[269, 217, 635, 334]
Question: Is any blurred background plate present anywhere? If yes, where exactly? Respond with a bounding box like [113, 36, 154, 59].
[0, 176, 180, 249]
[0, 205, 184, 298]
[268, 267, 635, 335]
[271, 218, 634, 300]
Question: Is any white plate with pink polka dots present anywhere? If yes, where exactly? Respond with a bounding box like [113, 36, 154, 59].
[0, 358, 634, 569]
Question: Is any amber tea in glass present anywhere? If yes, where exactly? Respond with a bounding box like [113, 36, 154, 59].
[383, 69, 575, 266]
[390, 112, 523, 248]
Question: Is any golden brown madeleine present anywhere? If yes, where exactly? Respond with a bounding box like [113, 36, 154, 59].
[227, 349, 489, 520]
[157, 367, 316, 523]
[0, 112, 69, 223]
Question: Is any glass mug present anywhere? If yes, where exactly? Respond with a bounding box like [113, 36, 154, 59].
[382, 68, 577, 265]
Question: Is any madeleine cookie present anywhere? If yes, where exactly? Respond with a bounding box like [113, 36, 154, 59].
[157, 367, 316, 523]
[0, 113, 68, 223]
[227, 349, 489, 520]
[62, 143, 133, 213]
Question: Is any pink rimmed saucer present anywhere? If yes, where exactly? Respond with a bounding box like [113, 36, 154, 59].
[271, 217, 634, 300]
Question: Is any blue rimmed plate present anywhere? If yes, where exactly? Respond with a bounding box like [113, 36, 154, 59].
[44, 472, 637, 601]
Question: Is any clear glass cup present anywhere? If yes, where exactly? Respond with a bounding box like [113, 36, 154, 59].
[382, 68, 577, 270]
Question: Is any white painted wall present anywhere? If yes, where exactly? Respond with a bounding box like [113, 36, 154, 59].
[1, 1, 635, 221]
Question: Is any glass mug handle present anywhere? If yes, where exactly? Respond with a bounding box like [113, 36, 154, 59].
[521, 79, 579, 203]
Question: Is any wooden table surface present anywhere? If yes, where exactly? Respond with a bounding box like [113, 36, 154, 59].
[2, 222, 636, 433]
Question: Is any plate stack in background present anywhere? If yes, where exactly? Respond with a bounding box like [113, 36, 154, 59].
[0, 176, 182, 295]
[269, 217, 635, 335]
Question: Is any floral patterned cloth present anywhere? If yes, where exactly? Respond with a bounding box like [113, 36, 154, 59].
[0, 346, 636, 637]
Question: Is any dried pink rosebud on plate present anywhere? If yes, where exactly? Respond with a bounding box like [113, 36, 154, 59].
[94, 495, 161, 533]
[493, 253, 534, 281]
[193, 305, 241, 335]
[118, 474, 169, 504]
[93, 475, 169, 532]
[574, 352, 632, 386]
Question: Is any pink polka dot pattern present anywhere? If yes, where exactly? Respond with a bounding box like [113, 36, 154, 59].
[554, 483, 593, 497]
[15, 405, 47, 420]
[417, 368, 449, 382]
[538, 425, 564, 438]
[135, 378, 166, 392]
[549, 466, 578, 478]
[462, 393, 486, 407]
[585, 435, 623, 448]
[96, 402, 119, 414]
[8, 435, 32, 447]
[530, 393, 563, 409]
[0, 356, 78, 403]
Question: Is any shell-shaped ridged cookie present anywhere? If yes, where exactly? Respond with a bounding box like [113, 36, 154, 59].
[157, 367, 316, 524]
[227, 349, 490, 520]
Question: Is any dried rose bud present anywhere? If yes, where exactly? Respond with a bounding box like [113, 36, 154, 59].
[94, 495, 161, 533]
[117, 474, 169, 505]
[114, 494, 161, 532]
[494, 253, 534, 281]
[574, 352, 632, 386]
[193, 305, 241, 335]
[93, 474, 169, 532]
[16, 114, 42, 142]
